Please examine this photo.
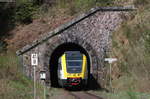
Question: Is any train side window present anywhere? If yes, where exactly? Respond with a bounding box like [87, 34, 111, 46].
[58, 58, 62, 70]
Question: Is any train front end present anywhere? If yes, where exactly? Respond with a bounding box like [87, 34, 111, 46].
[57, 51, 88, 87]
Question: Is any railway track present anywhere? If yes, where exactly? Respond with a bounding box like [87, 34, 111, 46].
[65, 90, 103, 99]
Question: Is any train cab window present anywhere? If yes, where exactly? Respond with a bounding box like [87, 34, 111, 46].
[67, 61, 82, 67]
[65, 51, 83, 73]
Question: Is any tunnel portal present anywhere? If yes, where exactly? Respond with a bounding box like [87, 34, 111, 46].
[16, 7, 131, 89]
[49, 42, 91, 87]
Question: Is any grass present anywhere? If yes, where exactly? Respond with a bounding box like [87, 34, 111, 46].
[109, 0, 150, 94]
[106, 91, 150, 99]
[0, 0, 150, 98]
[88, 89, 150, 99]
[0, 52, 45, 99]
[0, 52, 32, 99]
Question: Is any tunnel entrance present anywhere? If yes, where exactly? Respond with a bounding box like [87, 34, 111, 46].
[49, 42, 91, 87]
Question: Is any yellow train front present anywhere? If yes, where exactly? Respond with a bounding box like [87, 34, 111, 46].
[57, 51, 88, 87]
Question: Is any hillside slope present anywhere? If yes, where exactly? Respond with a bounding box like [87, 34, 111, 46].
[5, 9, 73, 51]
[111, 2, 150, 92]
[0, 0, 150, 98]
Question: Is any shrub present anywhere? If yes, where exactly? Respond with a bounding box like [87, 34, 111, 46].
[15, 2, 38, 24]
[0, 41, 7, 53]
[134, 0, 149, 7]
[127, 91, 138, 99]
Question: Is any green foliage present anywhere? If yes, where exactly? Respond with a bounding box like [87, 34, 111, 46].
[110, 0, 150, 93]
[96, 0, 114, 6]
[0, 3, 16, 36]
[15, 2, 38, 24]
[74, 0, 96, 10]
[0, 52, 45, 99]
[134, 0, 150, 7]
[143, 7, 150, 53]
[55, 0, 114, 15]
[145, 32, 150, 53]
[0, 41, 7, 53]
[127, 91, 138, 99]
[0, 2, 39, 52]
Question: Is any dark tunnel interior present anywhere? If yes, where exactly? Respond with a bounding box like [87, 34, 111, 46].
[49, 42, 91, 87]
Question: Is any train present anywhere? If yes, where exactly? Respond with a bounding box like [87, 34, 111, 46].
[57, 51, 88, 87]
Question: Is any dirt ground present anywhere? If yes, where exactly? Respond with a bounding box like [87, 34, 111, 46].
[5, 15, 73, 51]
[47, 88, 75, 99]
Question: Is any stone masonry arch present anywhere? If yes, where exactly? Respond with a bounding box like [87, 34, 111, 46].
[48, 42, 92, 87]
[43, 35, 100, 87]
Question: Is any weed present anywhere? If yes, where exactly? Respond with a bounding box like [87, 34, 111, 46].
[127, 91, 138, 99]
[0, 52, 45, 99]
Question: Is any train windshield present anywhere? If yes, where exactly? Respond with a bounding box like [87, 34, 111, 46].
[65, 51, 83, 73]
